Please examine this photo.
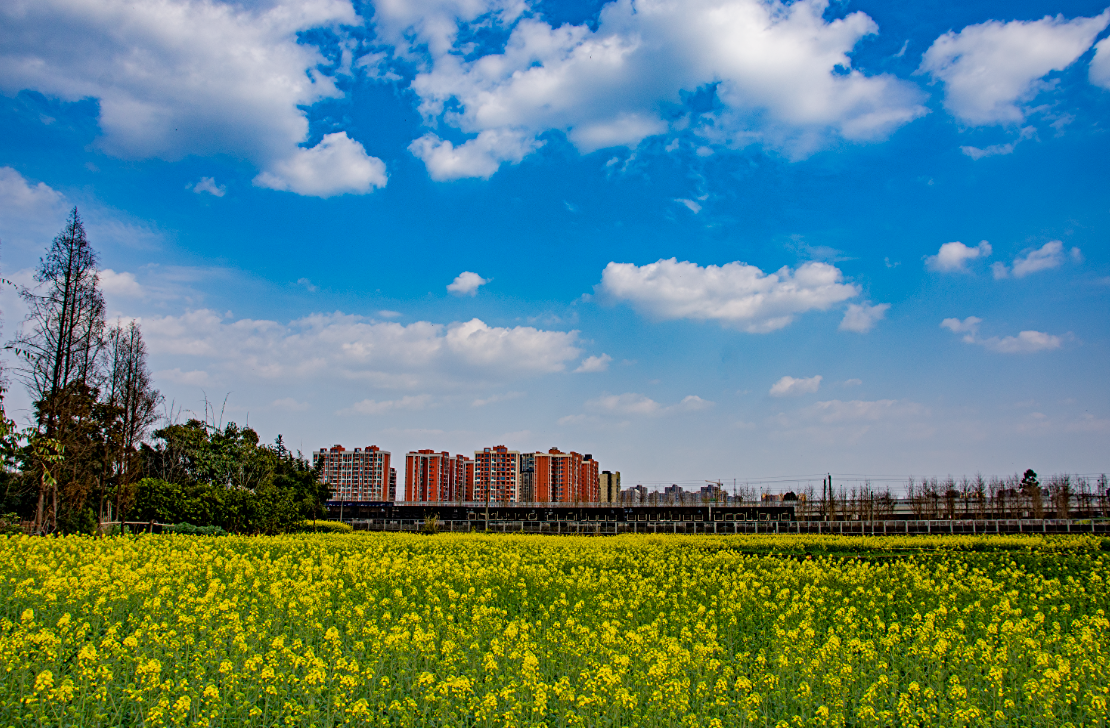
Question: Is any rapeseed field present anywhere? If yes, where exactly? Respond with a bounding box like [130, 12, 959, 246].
[1, 533, 1107, 727]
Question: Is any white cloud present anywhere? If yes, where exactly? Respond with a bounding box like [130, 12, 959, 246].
[925, 240, 991, 272]
[141, 310, 583, 388]
[1070, 247, 1084, 263]
[839, 301, 889, 333]
[584, 392, 713, 416]
[191, 177, 226, 197]
[297, 278, 318, 293]
[409, 129, 542, 181]
[769, 375, 822, 397]
[0, 166, 65, 215]
[574, 354, 612, 373]
[991, 261, 1011, 279]
[447, 271, 489, 296]
[154, 367, 210, 386]
[377, 310, 403, 318]
[1092, 36, 1110, 88]
[400, 0, 926, 178]
[843, 378, 862, 387]
[1011, 240, 1065, 277]
[338, 394, 433, 415]
[0, 167, 68, 249]
[0, 0, 386, 196]
[982, 330, 1063, 354]
[598, 258, 858, 333]
[920, 11, 1110, 125]
[960, 126, 1036, 159]
[940, 316, 982, 342]
[271, 397, 310, 412]
[674, 395, 714, 412]
[941, 316, 1062, 353]
[254, 133, 387, 197]
[675, 199, 702, 214]
[98, 269, 143, 297]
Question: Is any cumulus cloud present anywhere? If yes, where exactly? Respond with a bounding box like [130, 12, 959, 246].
[584, 392, 713, 416]
[254, 133, 387, 197]
[1092, 36, 1110, 88]
[941, 316, 1062, 353]
[409, 130, 543, 181]
[0, 166, 68, 248]
[191, 177, 226, 197]
[575, 354, 612, 373]
[940, 316, 982, 342]
[141, 310, 583, 389]
[447, 271, 489, 296]
[991, 240, 1072, 279]
[400, 0, 925, 178]
[920, 11, 1110, 125]
[0, 166, 65, 215]
[1011, 240, 1065, 277]
[598, 258, 858, 333]
[769, 375, 822, 397]
[98, 269, 143, 298]
[839, 302, 889, 333]
[925, 241, 991, 273]
[0, 0, 386, 196]
[982, 330, 1062, 353]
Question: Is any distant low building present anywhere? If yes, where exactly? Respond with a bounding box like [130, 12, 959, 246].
[314, 445, 392, 501]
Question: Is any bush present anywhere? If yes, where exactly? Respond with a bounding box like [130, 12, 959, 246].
[299, 520, 352, 534]
[166, 522, 228, 536]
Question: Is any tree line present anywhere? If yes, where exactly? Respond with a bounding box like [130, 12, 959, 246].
[1, 208, 329, 534]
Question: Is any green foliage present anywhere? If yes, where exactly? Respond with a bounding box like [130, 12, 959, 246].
[130, 426, 329, 534]
[1021, 468, 1041, 494]
[166, 522, 228, 536]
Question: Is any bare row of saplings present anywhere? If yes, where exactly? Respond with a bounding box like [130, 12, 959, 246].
[612, 472, 1109, 521]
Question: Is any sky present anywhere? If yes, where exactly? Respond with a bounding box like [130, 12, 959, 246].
[1, 0, 1108, 492]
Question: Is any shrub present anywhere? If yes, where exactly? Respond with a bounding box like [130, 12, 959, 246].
[166, 522, 228, 536]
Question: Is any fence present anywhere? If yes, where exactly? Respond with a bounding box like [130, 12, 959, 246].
[345, 517, 1110, 536]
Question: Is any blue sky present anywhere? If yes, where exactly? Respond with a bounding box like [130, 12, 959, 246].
[1, 0, 1108, 490]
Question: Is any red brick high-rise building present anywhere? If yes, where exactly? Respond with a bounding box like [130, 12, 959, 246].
[314, 445, 392, 501]
[405, 450, 473, 502]
[474, 446, 520, 502]
[532, 448, 600, 503]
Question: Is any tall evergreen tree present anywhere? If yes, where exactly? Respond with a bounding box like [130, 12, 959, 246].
[13, 207, 107, 532]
